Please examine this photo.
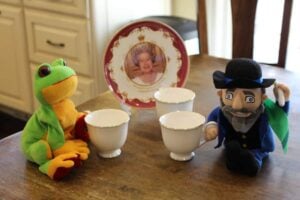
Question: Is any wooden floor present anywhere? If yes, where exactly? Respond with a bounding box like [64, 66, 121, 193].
[0, 111, 26, 140]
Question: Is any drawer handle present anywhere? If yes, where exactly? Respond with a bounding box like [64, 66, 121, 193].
[46, 40, 65, 48]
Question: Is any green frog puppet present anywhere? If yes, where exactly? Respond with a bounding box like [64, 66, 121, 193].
[21, 59, 90, 180]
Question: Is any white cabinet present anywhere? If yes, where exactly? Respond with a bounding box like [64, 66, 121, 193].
[25, 0, 96, 108]
[0, 0, 96, 114]
[0, 4, 32, 113]
[0, 0, 171, 114]
[25, 9, 92, 76]
[0, 0, 21, 5]
[23, 0, 88, 17]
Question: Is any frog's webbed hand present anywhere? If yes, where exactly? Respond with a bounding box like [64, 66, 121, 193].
[53, 139, 90, 160]
[39, 152, 80, 181]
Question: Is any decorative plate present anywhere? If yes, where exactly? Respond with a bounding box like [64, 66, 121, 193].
[104, 20, 189, 108]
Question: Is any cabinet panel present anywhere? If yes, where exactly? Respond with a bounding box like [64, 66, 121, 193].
[72, 76, 94, 106]
[25, 9, 91, 76]
[23, 0, 88, 17]
[29, 64, 39, 110]
[0, 4, 32, 113]
[0, 0, 21, 5]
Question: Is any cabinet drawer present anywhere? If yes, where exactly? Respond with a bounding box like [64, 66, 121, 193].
[23, 0, 88, 17]
[25, 9, 91, 76]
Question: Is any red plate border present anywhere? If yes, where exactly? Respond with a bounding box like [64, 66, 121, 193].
[104, 20, 189, 108]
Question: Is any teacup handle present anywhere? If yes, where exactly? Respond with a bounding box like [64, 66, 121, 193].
[198, 140, 207, 148]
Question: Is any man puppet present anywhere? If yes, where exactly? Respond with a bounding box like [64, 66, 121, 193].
[203, 58, 290, 176]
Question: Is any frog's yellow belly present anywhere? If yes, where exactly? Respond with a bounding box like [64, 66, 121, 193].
[52, 99, 78, 132]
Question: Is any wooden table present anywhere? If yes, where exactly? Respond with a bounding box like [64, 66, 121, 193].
[1, 55, 300, 199]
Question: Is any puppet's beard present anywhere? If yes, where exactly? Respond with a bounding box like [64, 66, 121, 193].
[221, 104, 264, 133]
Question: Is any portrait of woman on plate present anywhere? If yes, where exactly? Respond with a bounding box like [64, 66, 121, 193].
[125, 42, 166, 86]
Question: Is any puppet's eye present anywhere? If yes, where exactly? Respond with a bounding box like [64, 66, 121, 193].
[245, 95, 255, 103]
[225, 92, 233, 100]
[38, 65, 51, 77]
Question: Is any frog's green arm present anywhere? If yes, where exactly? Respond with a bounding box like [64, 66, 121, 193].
[21, 111, 54, 176]
[21, 112, 77, 178]
[21, 112, 51, 165]
[21, 104, 67, 176]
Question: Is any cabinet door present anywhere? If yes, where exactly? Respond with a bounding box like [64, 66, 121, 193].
[0, 4, 32, 113]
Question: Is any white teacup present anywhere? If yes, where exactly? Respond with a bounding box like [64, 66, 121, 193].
[159, 111, 206, 161]
[154, 87, 195, 118]
[84, 109, 130, 158]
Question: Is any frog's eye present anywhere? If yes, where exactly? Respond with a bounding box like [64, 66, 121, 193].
[38, 65, 51, 77]
[63, 60, 67, 66]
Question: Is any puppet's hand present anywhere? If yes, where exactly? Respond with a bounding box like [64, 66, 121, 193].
[204, 123, 218, 141]
[273, 83, 290, 104]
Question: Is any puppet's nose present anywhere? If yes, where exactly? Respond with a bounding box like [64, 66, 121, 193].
[232, 94, 243, 110]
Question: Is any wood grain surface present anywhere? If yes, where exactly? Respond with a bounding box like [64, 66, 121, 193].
[1, 55, 299, 200]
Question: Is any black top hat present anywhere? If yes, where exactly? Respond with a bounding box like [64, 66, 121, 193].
[213, 58, 275, 89]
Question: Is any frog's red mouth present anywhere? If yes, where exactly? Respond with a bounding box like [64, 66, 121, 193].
[52, 75, 76, 86]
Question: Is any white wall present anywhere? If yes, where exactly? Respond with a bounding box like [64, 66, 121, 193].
[171, 0, 197, 20]
[205, 0, 232, 58]
[286, 0, 300, 72]
[105, 0, 171, 34]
